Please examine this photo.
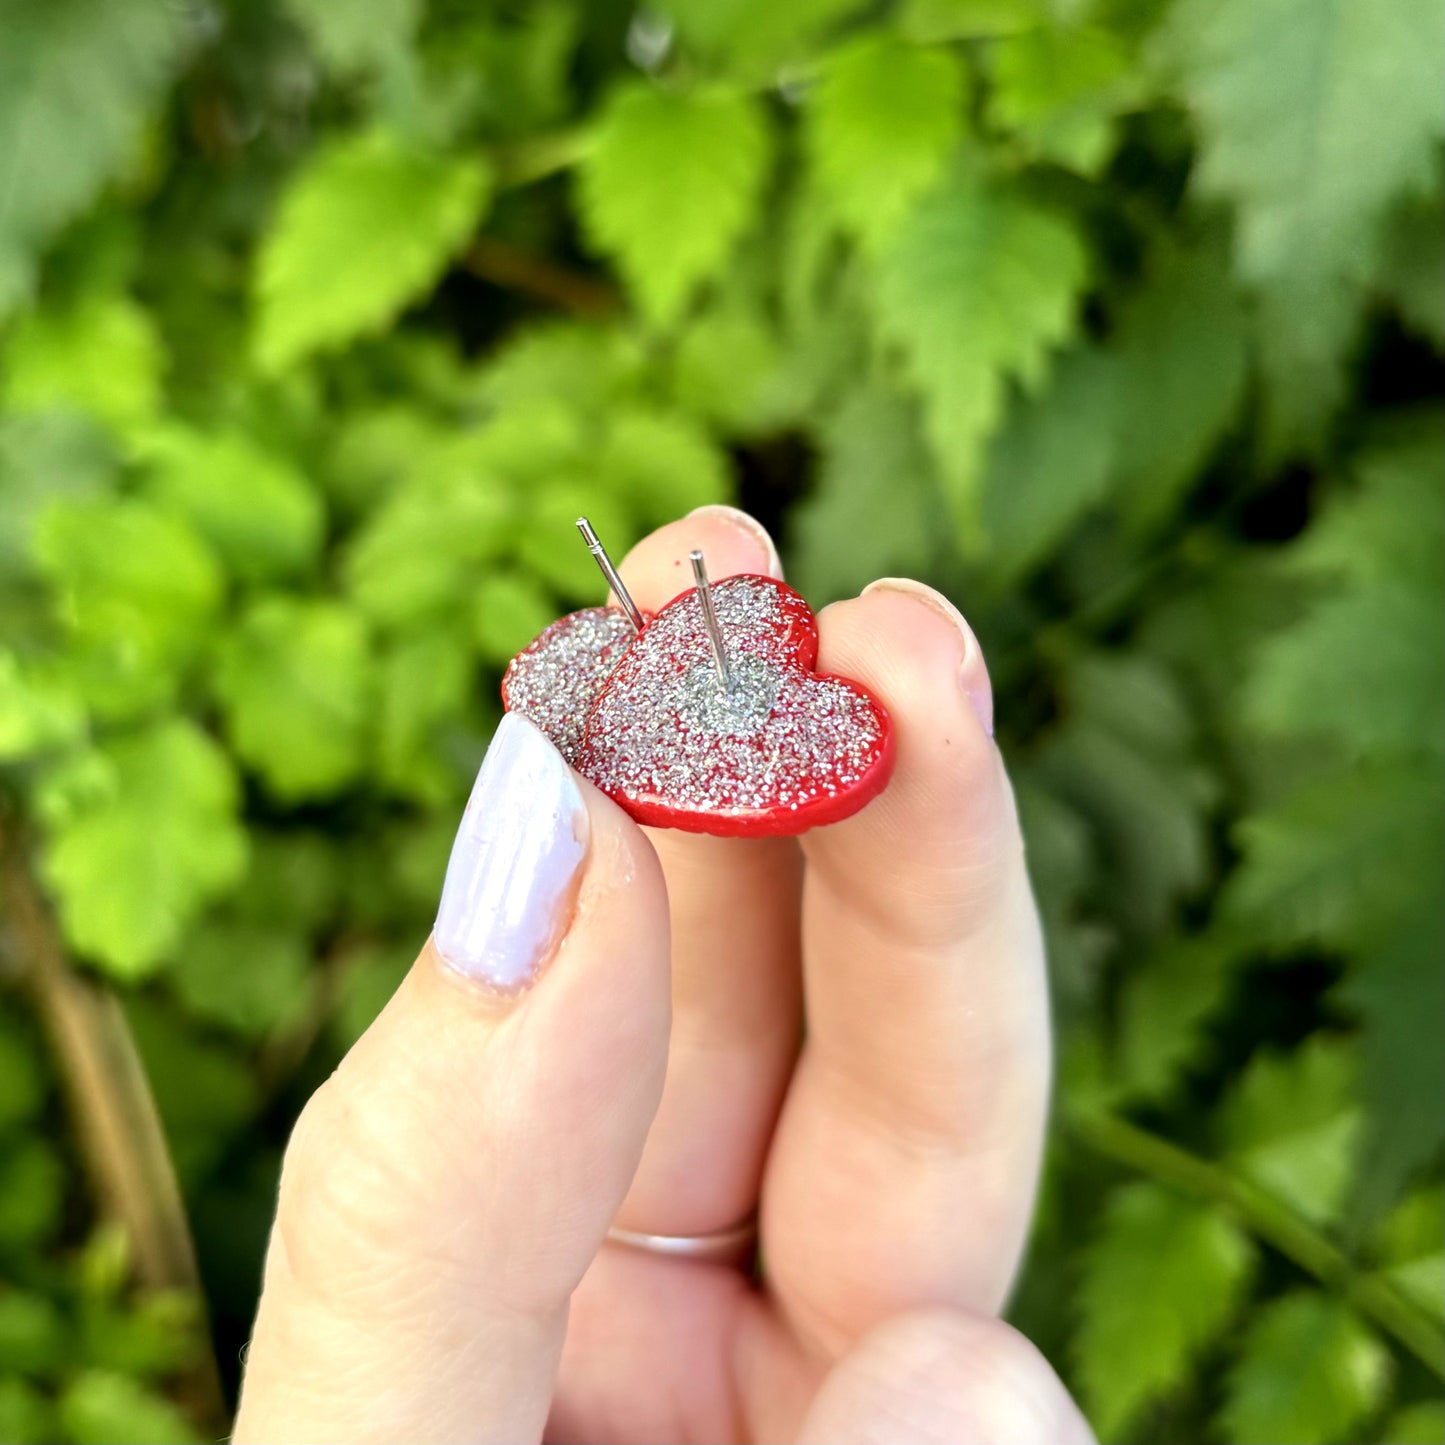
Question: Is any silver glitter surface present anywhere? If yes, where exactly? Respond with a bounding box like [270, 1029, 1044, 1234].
[502, 606, 636, 764]
[581, 576, 887, 818]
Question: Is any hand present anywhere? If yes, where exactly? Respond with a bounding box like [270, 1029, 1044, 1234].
[232, 508, 1094, 1444]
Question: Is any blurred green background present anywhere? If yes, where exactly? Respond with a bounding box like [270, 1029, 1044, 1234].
[1, 0, 1442, 1440]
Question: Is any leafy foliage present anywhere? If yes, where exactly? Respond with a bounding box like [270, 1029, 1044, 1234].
[0, 0, 1440, 1440]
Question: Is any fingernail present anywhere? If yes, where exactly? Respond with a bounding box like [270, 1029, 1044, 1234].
[862, 578, 994, 737]
[686, 504, 784, 578]
[434, 713, 589, 989]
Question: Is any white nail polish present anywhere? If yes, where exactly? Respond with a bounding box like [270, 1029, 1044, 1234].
[434, 713, 589, 989]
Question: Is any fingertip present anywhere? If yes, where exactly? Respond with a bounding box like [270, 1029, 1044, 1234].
[619, 508, 783, 612]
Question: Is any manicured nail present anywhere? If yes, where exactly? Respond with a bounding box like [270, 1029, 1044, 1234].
[687, 504, 784, 578]
[862, 578, 994, 737]
[434, 713, 589, 989]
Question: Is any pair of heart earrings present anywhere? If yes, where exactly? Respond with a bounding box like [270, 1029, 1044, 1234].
[501, 519, 896, 837]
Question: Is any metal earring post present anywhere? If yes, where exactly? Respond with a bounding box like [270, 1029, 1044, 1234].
[689, 549, 731, 693]
[576, 516, 645, 633]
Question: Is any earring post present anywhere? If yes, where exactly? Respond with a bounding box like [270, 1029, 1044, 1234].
[576, 517, 644, 633]
[689, 548, 731, 693]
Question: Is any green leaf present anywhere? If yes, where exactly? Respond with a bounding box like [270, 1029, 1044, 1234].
[0, 1138, 64, 1251]
[58, 1369, 198, 1445]
[1247, 435, 1445, 756]
[873, 168, 1087, 523]
[375, 626, 473, 803]
[473, 573, 556, 667]
[659, 0, 867, 67]
[171, 922, 315, 1040]
[0, 1377, 52, 1444]
[1373, 1187, 1445, 1320]
[140, 426, 325, 584]
[0, 0, 180, 318]
[1377, 184, 1445, 348]
[791, 385, 944, 602]
[34, 496, 221, 719]
[288, 0, 420, 72]
[578, 83, 771, 326]
[979, 346, 1117, 579]
[990, 24, 1134, 175]
[1172, 0, 1444, 452]
[1339, 884, 1445, 1218]
[599, 408, 731, 529]
[0, 650, 84, 762]
[214, 597, 373, 803]
[1217, 1036, 1363, 1223]
[1107, 238, 1249, 527]
[0, 411, 115, 579]
[670, 301, 784, 433]
[1222, 1291, 1391, 1445]
[1075, 1182, 1256, 1439]
[1379, 1401, 1445, 1444]
[1115, 932, 1239, 1104]
[902, 0, 1047, 43]
[0, 1290, 66, 1376]
[40, 721, 247, 977]
[1, 292, 164, 435]
[254, 129, 491, 370]
[0, 1016, 45, 1133]
[807, 34, 967, 250]
[344, 468, 513, 629]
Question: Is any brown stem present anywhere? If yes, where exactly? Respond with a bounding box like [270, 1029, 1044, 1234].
[0, 823, 229, 1433]
[463, 235, 619, 318]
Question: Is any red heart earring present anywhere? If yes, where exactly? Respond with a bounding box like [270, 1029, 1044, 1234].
[501, 519, 894, 837]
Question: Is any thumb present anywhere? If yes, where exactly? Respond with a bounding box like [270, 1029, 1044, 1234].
[234, 714, 671, 1444]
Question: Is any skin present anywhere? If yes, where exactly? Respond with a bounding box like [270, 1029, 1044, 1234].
[233, 508, 1096, 1445]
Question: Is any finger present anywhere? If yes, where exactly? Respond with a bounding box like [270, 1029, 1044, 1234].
[795, 1310, 1095, 1445]
[766, 581, 1051, 1347]
[607, 506, 804, 1234]
[234, 715, 670, 1444]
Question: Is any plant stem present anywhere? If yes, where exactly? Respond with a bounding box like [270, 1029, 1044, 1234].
[1071, 1109, 1445, 1379]
[0, 825, 229, 1433]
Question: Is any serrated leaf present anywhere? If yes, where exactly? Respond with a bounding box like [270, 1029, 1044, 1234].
[1380, 1400, 1445, 1444]
[140, 426, 325, 583]
[807, 34, 967, 250]
[1373, 1186, 1445, 1320]
[288, 0, 419, 72]
[473, 573, 556, 667]
[659, 0, 865, 67]
[1338, 886, 1445, 1219]
[344, 469, 513, 629]
[1, 292, 164, 435]
[578, 83, 771, 326]
[873, 168, 1087, 523]
[791, 385, 944, 602]
[33, 497, 221, 719]
[40, 721, 246, 977]
[375, 626, 472, 803]
[1247, 435, 1445, 755]
[1172, 0, 1444, 454]
[1075, 1182, 1256, 1439]
[1222, 1291, 1391, 1445]
[214, 597, 373, 802]
[1108, 238, 1249, 527]
[1116, 932, 1239, 1103]
[58, 1368, 197, 1445]
[477, 321, 645, 417]
[979, 345, 1117, 579]
[0, 650, 84, 762]
[599, 408, 731, 529]
[171, 922, 315, 1040]
[1218, 1036, 1362, 1223]
[990, 24, 1134, 175]
[0, 0, 180, 318]
[671, 301, 783, 433]
[255, 129, 491, 371]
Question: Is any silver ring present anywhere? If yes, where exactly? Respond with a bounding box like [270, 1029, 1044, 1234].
[605, 1215, 758, 1264]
